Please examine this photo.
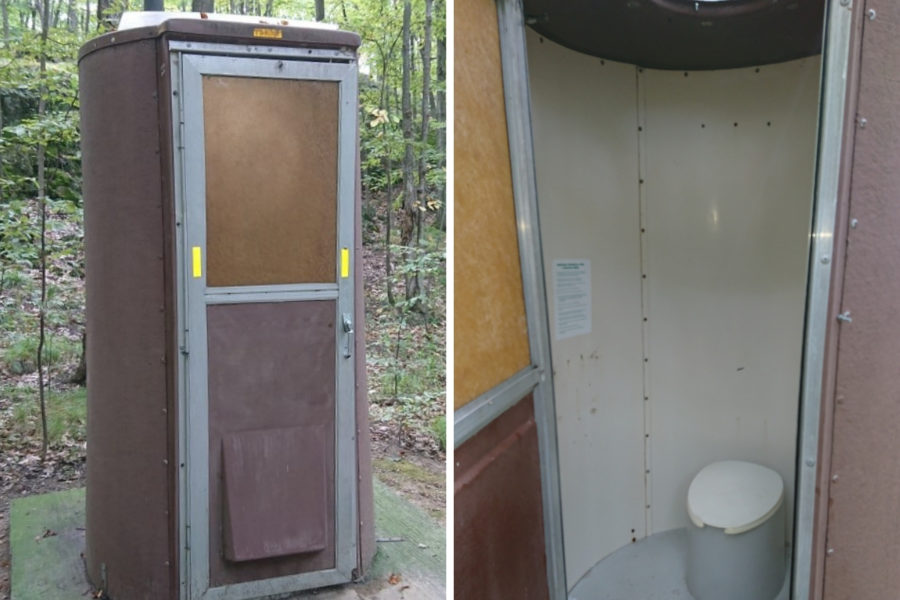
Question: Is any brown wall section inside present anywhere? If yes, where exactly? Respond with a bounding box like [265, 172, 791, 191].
[203, 76, 338, 287]
[822, 2, 900, 597]
[454, 0, 531, 408]
[81, 38, 175, 599]
[455, 395, 549, 600]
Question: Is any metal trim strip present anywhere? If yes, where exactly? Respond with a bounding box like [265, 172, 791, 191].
[454, 367, 541, 447]
[793, 1, 854, 597]
[168, 40, 355, 61]
[497, 1, 568, 597]
[208, 283, 339, 295]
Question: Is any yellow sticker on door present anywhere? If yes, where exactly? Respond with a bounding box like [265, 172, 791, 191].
[192, 246, 202, 278]
[341, 248, 350, 278]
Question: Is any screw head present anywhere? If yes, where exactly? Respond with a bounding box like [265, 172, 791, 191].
[821, 256, 830, 265]
[806, 458, 816, 467]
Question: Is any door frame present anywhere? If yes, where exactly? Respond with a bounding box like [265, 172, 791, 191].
[169, 44, 358, 600]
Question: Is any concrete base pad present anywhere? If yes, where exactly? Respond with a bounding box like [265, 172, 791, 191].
[9, 487, 90, 600]
[569, 528, 789, 600]
[11, 480, 444, 600]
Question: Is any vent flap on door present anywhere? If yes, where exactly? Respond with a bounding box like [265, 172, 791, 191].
[222, 425, 328, 562]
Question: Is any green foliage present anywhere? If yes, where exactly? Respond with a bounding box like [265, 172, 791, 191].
[2, 333, 80, 374]
[430, 415, 445, 451]
[6, 385, 86, 446]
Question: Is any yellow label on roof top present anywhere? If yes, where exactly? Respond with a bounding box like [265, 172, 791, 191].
[253, 27, 283, 39]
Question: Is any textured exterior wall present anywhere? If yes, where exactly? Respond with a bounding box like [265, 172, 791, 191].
[81, 38, 177, 599]
[821, 1, 900, 597]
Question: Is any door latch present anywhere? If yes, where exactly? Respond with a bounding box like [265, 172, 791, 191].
[342, 313, 353, 358]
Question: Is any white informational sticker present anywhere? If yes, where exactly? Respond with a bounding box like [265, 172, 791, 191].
[553, 260, 591, 340]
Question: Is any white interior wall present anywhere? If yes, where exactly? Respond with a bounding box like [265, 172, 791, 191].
[527, 30, 821, 589]
[527, 31, 646, 587]
[642, 59, 821, 537]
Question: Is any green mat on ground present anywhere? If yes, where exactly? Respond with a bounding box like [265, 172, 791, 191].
[10, 479, 445, 599]
[9, 487, 89, 600]
[370, 478, 445, 586]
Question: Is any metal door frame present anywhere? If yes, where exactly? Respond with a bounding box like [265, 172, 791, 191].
[170, 46, 358, 600]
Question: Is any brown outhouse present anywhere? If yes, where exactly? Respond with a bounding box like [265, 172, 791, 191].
[455, 0, 900, 599]
[79, 13, 374, 600]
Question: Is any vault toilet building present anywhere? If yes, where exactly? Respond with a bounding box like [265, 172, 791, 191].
[79, 13, 373, 599]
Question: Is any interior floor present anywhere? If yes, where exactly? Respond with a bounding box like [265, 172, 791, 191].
[568, 529, 790, 600]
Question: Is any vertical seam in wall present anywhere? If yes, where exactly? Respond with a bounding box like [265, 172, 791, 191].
[635, 65, 652, 538]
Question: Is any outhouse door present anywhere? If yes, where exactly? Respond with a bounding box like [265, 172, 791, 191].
[170, 45, 358, 600]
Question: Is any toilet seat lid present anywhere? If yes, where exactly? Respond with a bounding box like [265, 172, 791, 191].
[687, 460, 784, 535]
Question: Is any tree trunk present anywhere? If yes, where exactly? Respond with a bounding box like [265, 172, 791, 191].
[413, 0, 433, 303]
[1, 0, 8, 40]
[66, 0, 76, 31]
[83, 0, 89, 33]
[95, 0, 109, 29]
[191, 0, 213, 12]
[70, 331, 87, 385]
[435, 30, 446, 231]
[400, 0, 418, 303]
[52, 0, 62, 28]
[381, 64, 396, 307]
[37, 0, 51, 461]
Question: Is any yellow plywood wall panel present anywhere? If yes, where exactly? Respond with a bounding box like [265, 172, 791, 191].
[454, 0, 531, 408]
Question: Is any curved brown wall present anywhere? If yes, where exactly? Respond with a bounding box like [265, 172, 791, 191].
[80, 37, 177, 599]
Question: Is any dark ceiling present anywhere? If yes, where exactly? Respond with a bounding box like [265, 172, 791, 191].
[522, 0, 826, 70]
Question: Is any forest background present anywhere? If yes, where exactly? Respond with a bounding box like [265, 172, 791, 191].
[0, 0, 446, 595]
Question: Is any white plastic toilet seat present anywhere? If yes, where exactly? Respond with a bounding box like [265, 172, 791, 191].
[687, 460, 784, 535]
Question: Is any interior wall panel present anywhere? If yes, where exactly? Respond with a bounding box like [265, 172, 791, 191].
[526, 31, 646, 587]
[643, 58, 821, 536]
[454, 0, 531, 408]
[823, 1, 900, 596]
[528, 32, 822, 586]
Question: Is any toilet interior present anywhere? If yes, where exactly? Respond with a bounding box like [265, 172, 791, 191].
[525, 24, 825, 589]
